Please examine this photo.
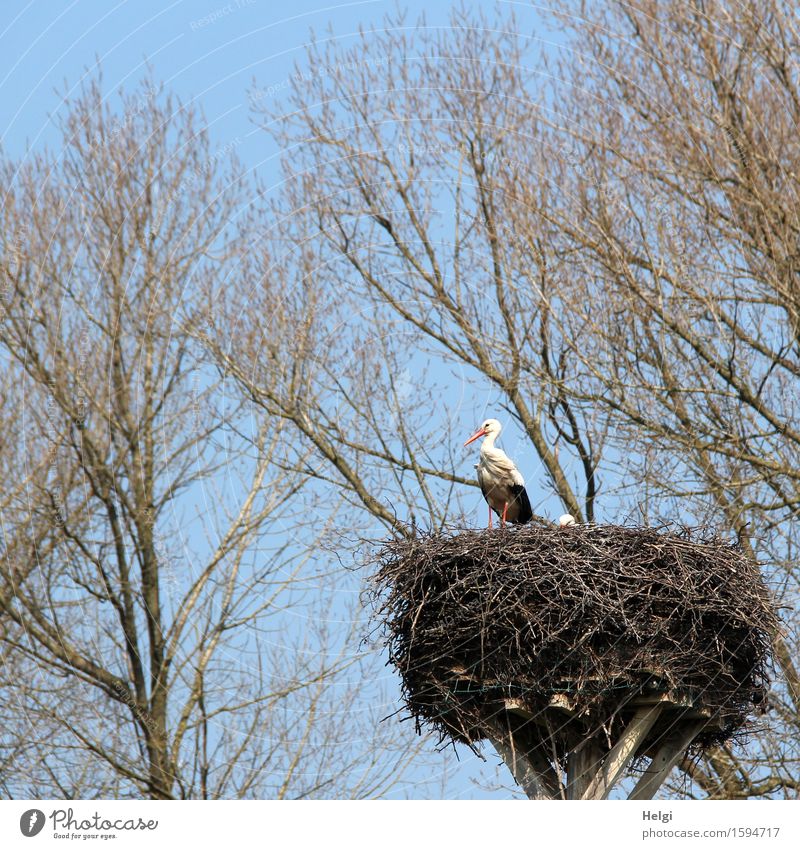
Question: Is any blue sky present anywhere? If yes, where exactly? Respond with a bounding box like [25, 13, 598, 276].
[1, 0, 566, 800]
[0, 1, 552, 170]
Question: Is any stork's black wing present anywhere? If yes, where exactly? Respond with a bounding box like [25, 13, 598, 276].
[510, 484, 533, 524]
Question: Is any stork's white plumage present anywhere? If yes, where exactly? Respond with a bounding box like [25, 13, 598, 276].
[464, 418, 533, 528]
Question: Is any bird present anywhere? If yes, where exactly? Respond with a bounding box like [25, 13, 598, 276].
[558, 514, 576, 527]
[464, 418, 533, 528]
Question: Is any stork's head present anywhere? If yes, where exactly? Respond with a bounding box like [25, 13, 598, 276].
[464, 418, 502, 446]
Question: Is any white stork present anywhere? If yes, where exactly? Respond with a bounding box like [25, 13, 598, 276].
[464, 418, 533, 528]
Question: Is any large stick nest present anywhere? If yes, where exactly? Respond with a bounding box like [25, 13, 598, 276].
[372, 523, 779, 752]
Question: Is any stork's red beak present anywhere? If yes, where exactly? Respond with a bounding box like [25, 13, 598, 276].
[464, 427, 487, 446]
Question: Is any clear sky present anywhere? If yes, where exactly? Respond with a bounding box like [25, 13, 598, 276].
[1, 0, 563, 800]
[0, 1, 553, 176]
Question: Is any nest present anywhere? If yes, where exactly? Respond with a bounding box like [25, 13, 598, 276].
[372, 522, 779, 755]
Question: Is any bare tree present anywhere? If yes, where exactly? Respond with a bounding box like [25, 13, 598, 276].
[0, 78, 423, 799]
[234, 2, 800, 798]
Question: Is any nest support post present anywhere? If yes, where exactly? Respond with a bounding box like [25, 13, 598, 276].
[567, 739, 606, 800]
[495, 693, 712, 800]
[488, 714, 561, 800]
[628, 718, 708, 800]
[581, 703, 663, 799]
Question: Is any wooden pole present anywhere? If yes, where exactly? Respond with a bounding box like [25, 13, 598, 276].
[489, 695, 710, 800]
[628, 719, 706, 800]
[566, 740, 604, 799]
[488, 716, 561, 799]
[582, 704, 663, 800]
[490, 735, 559, 800]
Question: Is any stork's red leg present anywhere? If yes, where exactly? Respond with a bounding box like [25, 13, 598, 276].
[501, 502, 508, 528]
